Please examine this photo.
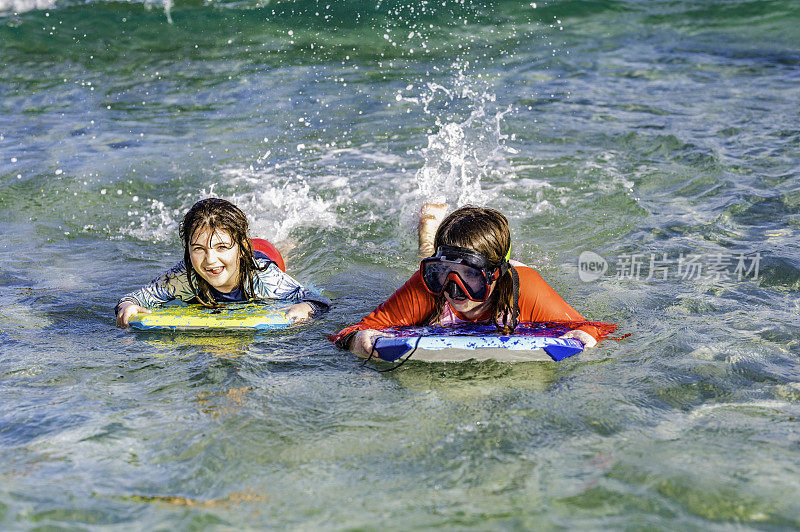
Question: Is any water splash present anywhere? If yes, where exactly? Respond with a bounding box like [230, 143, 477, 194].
[122, 199, 180, 242]
[221, 167, 336, 243]
[163, 0, 172, 24]
[118, 165, 336, 245]
[397, 68, 514, 208]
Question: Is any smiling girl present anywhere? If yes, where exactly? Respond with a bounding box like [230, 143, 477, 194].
[115, 198, 330, 327]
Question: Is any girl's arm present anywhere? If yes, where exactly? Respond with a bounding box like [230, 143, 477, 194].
[115, 261, 196, 326]
[329, 271, 435, 350]
[514, 265, 602, 343]
[116, 301, 150, 327]
[250, 261, 332, 309]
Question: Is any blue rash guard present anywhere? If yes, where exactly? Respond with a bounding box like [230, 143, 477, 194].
[116, 251, 331, 312]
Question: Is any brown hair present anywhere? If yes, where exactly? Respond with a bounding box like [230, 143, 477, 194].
[426, 205, 519, 333]
[179, 198, 265, 306]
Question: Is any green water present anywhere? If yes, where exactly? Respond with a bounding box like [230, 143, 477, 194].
[1, 0, 799, 529]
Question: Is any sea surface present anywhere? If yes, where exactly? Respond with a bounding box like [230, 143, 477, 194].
[1, 0, 799, 529]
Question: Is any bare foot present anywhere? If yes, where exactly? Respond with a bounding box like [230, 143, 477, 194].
[417, 202, 448, 256]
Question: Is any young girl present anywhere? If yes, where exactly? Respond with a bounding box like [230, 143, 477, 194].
[116, 198, 331, 327]
[331, 204, 615, 357]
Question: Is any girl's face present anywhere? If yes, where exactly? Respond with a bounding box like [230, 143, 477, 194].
[189, 226, 241, 293]
[444, 280, 495, 318]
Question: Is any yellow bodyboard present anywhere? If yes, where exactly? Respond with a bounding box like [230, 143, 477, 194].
[129, 303, 294, 331]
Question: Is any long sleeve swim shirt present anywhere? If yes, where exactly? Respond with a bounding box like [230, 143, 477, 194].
[117, 254, 331, 310]
[330, 262, 610, 346]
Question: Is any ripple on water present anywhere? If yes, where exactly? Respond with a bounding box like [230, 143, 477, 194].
[1, 0, 800, 528]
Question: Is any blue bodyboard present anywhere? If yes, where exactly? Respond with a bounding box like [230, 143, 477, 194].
[372, 323, 584, 363]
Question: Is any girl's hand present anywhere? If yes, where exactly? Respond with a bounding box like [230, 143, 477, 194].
[283, 302, 314, 323]
[350, 329, 391, 358]
[560, 329, 597, 349]
[116, 302, 150, 328]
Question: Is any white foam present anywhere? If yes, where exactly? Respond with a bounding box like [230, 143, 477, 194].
[221, 168, 337, 243]
[120, 172, 337, 244]
[0, 0, 172, 19]
[0, 0, 54, 14]
[396, 70, 515, 208]
[122, 199, 179, 242]
[652, 399, 796, 441]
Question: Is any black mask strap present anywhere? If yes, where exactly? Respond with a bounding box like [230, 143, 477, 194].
[495, 260, 510, 279]
[510, 264, 520, 329]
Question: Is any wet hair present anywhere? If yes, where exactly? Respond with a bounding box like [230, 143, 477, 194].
[179, 198, 265, 306]
[426, 205, 520, 333]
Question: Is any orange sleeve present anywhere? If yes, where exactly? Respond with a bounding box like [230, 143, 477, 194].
[329, 271, 435, 345]
[515, 266, 602, 340]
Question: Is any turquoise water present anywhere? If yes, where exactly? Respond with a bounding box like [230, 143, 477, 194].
[1, 0, 799, 528]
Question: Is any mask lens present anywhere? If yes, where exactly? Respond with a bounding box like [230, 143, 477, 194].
[421, 260, 451, 294]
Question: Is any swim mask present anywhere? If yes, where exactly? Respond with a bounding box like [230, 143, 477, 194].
[420, 245, 509, 302]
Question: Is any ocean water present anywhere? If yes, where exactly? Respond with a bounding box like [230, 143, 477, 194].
[1, 0, 799, 528]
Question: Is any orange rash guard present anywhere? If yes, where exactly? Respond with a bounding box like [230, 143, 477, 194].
[330, 264, 615, 347]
